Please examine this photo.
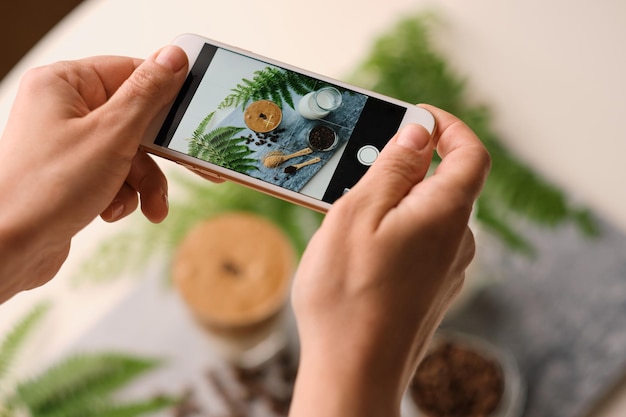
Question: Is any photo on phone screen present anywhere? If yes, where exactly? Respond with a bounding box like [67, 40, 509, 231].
[154, 43, 408, 205]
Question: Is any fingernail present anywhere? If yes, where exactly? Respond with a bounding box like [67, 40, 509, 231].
[155, 45, 187, 72]
[110, 201, 125, 220]
[396, 124, 430, 151]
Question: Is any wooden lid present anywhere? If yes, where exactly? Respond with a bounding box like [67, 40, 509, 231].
[173, 212, 295, 328]
[243, 100, 282, 133]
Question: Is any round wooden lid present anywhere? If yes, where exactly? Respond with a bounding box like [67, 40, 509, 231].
[243, 100, 282, 133]
[173, 212, 295, 328]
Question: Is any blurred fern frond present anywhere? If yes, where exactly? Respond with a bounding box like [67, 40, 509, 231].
[14, 353, 161, 412]
[9, 353, 176, 417]
[0, 302, 50, 383]
[349, 13, 599, 254]
[74, 175, 324, 284]
[0, 306, 175, 417]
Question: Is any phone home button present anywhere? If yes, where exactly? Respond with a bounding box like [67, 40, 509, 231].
[356, 145, 379, 166]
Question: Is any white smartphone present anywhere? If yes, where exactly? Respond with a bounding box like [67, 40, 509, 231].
[142, 34, 436, 213]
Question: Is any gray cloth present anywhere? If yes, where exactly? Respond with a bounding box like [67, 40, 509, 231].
[445, 218, 626, 417]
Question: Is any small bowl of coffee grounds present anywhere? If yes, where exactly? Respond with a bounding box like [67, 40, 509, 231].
[307, 124, 338, 151]
[406, 331, 524, 417]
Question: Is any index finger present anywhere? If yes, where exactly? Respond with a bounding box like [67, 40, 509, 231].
[419, 104, 491, 203]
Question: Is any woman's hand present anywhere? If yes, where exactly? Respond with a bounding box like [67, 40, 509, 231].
[0, 46, 188, 302]
[290, 105, 491, 417]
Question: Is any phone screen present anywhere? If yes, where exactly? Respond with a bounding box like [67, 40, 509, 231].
[155, 43, 407, 204]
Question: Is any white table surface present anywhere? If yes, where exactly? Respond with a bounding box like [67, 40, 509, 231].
[0, 0, 625, 415]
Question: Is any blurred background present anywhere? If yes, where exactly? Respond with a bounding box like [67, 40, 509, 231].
[2, 0, 624, 233]
[0, 0, 83, 80]
[0, 1, 625, 416]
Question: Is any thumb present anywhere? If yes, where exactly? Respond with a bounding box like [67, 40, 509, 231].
[346, 123, 434, 218]
[96, 45, 188, 155]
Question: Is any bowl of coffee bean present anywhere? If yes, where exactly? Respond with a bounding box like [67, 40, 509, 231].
[307, 124, 338, 151]
[405, 331, 524, 417]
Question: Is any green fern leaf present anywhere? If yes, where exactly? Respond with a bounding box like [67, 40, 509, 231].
[284, 73, 303, 95]
[348, 13, 464, 114]
[268, 87, 284, 110]
[74, 175, 324, 284]
[219, 81, 252, 109]
[348, 13, 599, 253]
[284, 71, 312, 95]
[229, 157, 259, 173]
[475, 195, 534, 255]
[192, 111, 215, 137]
[218, 95, 235, 109]
[253, 70, 272, 98]
[167, 178, 323, 254]
[33, 395, 176, 417]
[15, 353, 161, 413]
[72, 225, 170, 285]
[218, 67, 320, 110]
[278, 78, 295, 109]
[0, 302, 51, 383]
[96, 397, 177, 417]
[194, 125, 245, 145]
[188, 122, 257, 174]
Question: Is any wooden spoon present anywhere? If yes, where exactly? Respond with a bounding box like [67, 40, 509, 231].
[283, 157, 322, 174]
[262, 147, 312, 168]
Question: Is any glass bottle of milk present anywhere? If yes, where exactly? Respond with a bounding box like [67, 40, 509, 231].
[298, 86, 343, 120]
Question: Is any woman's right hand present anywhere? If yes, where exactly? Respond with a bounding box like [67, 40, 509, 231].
[290, 104, 491, 417]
